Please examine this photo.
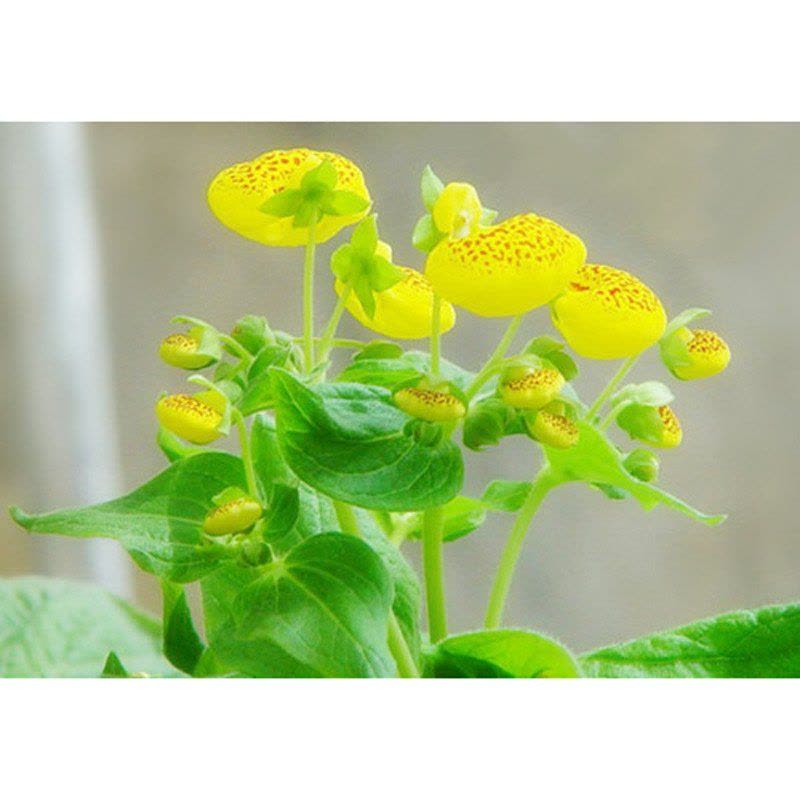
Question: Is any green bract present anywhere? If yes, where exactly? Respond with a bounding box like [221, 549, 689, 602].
[6, 152, 762, 680]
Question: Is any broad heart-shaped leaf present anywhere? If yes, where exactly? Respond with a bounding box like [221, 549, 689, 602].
[336, 350, 475, 392]
[270, 369, 464, 511]
[10, 453, 247, 582]
[544, 422, 726, 525]
[425, 630, 581, 678]
[0, 577, 178, 678]
[581, 603, 800, 678]
[207, 533, 394, 678]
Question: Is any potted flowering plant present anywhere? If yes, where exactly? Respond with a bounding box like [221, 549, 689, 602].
[6, 147, 797, 679]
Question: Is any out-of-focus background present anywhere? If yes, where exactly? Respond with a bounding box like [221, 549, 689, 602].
[1, 122, 798, 653]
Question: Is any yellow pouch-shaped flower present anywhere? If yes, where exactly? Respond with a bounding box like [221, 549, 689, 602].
[526, 410, 579, 449]
[207, 148, 370, 247]
[335, 267, 456, 340]
[394, 387, 466, 423]
[155, 391, 225, 445]
[425, 213, 586, 317]
[669, 328, 731, 380]
[551, 264, 667, 359]
[159, 332, 215, 370]
[203, 496, 263, 536]
[499, 368, 565, 410]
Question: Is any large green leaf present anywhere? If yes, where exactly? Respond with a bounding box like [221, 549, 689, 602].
[336, 350, 475, 392]
[0, 577, 177, 678]
[581, 603, 800, 678]
[162, 581, 206, 675]
[270, 369, 464, 511]
[425, 629, 580, 678]
[208, 533, 394, 677]
[10, 454, 246, 582]
[545, 423, 725, 525]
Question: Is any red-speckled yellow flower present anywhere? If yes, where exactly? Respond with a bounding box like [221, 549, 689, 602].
[665, 328, 731, 380]
[526, 410, 579, 449]
[425, 213, 586, 317]
[159, 331, 215, 370]
[551, 264, 667, 359]
[499, 368, 565, 410]
[203, 496, 263, 536]
[394, 387, 466, 423]
[155, 391, 226, 444]
[335, 265, 456, 340]
[207, 148, 370, 247]
[618, 403, 682, 449]
[432, 183, 482, 237]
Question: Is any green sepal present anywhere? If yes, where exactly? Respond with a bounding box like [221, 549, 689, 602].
[157, 427, 208, 463]
[319, 190, 369, 216]
[611, 381, 674, 410]
[412, 213, 445, 253]
[259, 188, 303, 217]
[480, 480, 532, 513]
[301, 159, 338, 191]
[187, 375, 234, 435]
[420, 164, 445, 210]
[480, 207, 498, 225]
[211, 486, 248, 506]
[615, 403, 667, 446]
[231, 314, 274, 354]
[169, 315, 223, 364]
[663, 307, 711, 338]
[463, 397, 520, 452]
[355, 341, 405, 361]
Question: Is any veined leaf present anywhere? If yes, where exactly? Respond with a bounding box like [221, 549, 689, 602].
[208, 533, 394, 678]
[425, 629, 580, 678]
[581, 603, 800, 678]
[0, 577, 177, 678]
[270, 369, 464, 511]
[10, 453, 247, 582]
[162, 581, 206, 675]
[337, 350, 475, 392]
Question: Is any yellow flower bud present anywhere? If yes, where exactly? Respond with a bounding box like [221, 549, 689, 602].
[526, 411, 579, 449]
[432, 182, 482, 237]
[155, 392, 224, 445]
[159, 331, 214, 370]
[425, 213, 586, 317]
[203, 497, 263, 536]
[207, 148, 370, 247]
[394, 387, 467, 423]
[670, 328, 731, 380]
[499, 368, 565, 410]
[335, 267, 456, 340]
[551, 264, 667, 359]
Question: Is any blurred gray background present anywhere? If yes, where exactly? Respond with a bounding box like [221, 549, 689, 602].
[1, 122, 798, 653]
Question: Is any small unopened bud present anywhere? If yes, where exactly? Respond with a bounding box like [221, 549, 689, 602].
[526, 410, 579, 449]
[623, 449, 660, 483]
[662, 327, 731, 380]
[499, 367, 565, 410]
[155, 391, 225, 444]
[203, 496, 263, 536]
[394, 387, 467, 423]
[432, 182, 482, 238]
[159, 329, 215, 370]
[617, 403, 682, 449]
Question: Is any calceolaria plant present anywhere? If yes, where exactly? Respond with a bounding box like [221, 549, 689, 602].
[6, 148, 800, 680]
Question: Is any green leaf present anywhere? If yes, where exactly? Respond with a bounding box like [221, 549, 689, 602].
[260, 482, 301, 547]
[320, 190, 370, 216]
[404, 495, 487, 543]
[337, 350, 475, 392]
[543, 351, 579, 382]
[426, 630, 581, 678]
[481, 480, 532, 513]
[355, 341, 404, 361]
[0, 577, 177, 678]
[412, 214, 445, 253]
[545, 422, 726, 525]
[207, 533, 394, 677]
[581, 603, 800, 678]
[663, 307, 711, 338]
[10, 453, 248, 582]
[162, 581, 206, 675]
[237, 343, 294, 416]
[259, 188, 303, 217]
[420, 164, 445, 210]
[231, 314, 273, 354]
[270, 370, 464, 511]
[101, 651, 131, 678]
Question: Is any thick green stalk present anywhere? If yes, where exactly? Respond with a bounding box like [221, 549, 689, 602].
[233, 410, 259, 500]
[584, 354, 639, 421]
[484, 468, 557, 629]
[430, 292, 442, 378]
[465, 313, 524, 400]
[316, 286, 351, 366]
[302, 219, 317, 374]
[387, 614, 420, 678]
[422, 506, 447, 643]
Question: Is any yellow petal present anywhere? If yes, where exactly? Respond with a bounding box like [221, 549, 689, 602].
[527, 411, 579, 449]
[672, 328, 731, 380]
[655, 405, 682, 449]
[335, 267, 456, 340]
[394, 387, 466, 423]
[203, 497, 263, 536]
[425, 213, 586, 317]
[207, 148, 370, 247]
[551, 264, 667, 359]
[499, 368, 565, 410]
[155, 394, 223, 445]
[159, 333, 213, 370]
[432, 182, 482, 237]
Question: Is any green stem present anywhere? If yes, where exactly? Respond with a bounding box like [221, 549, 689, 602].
[465, 313, 524, 400]
[421, 506, 447, 643]
[316, 286, 351, 366]
[333, 498, 360, 538]
[302, 219, 317, 374]
[484, 468, 557, 629]
[219, 334, 254, 365]
[430, 292, 442, 379]
[387, 614, 420, 678]
[584, 354, 639, 422]
[233, 410, 259, 500]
